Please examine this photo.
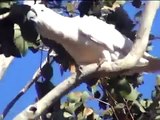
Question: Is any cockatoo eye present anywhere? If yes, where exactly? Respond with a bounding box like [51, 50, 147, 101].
[27, 9, 37, 20]
[41, 9, 44, 12]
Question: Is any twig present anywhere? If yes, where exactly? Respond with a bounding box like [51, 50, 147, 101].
[13, 1, 159, 120]
[2, 55, 54, 119]
[0, 12, 10, 20]
[89, 95, 119, 120]
[123, 99, 134, 120]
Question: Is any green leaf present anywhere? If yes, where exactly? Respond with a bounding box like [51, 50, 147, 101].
[117, 78, 131, 96]
[82, 91, 90, 102]
[103, 0, 115, 7]
[102, 108, 113, 116]
[94, 114, 102, 120]
[132, 100, 145, 112]
[90, 84, 98, 95]
[67, 92, 82, 103]
[115, 0, 126, 6]
[114, 103, 125, 110]
[74, 102, 84, 116]
[14, 25, 28, 56]
[139, 99, 152, 108]
[66, 103, 76, 114]
[63, 112, 73, 118]
[77, 111, 84, 120]
[83, 108, 94, 119]
[0, 2, 10, 8]
[120, 84, 139, 101]
[155, 115, 160, 120]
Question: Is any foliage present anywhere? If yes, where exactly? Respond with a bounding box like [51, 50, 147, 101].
[0, 0, 160, 120]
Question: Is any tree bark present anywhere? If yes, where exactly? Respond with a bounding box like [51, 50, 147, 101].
[13, 1, 160, 120]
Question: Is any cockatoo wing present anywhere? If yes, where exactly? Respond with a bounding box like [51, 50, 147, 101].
[27, 4, 151, 68]
[77, 15, 115, 52]
[78, 15, 134, 56]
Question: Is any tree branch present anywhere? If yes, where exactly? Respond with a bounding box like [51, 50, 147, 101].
[105, 1, 159, 72]
[13, 1, 159, 120]
[1, 54, 54, 119]
[0, 12, 10, 20]
[0, 55, 14, 80]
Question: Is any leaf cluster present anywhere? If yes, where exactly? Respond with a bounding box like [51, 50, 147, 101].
[0, 2, 39, 57]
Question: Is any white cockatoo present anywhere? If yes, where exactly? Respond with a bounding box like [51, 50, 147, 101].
[27, 4, 160, 73]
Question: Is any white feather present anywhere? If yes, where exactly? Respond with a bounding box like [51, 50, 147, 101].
[28, 4, 148, 66]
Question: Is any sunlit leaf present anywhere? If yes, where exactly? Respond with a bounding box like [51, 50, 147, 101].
[103, 0, 115, 7]
[139, 99, 152, 108]
[114, 103, 125, 110]
[91, 84, 97, 94]
[77, 111, 83, 120]
[117, 78, 131, 96]
[132, 100, 145, 112]
[83, 108, 93, 118]
[74, 102, 84, 116]
[61, 102, 69, 110]
[156, 108, 160, 114]
[14, 25, 28, 56]
[69, 64, 76, 73]
[63, 112, 73, 118]
[94, 114, 102, 120]
[121, 84, 139, 101]
[0, 8, 21, 57]
[102, 108, 113, 116]
[115, 0, 126, 6]
[155, 115, 160, 120]
[67, 92, 82, 103]
[82, 91, 90, 102]
[66, 103, 76, 114]
[0, 2, 10, 8]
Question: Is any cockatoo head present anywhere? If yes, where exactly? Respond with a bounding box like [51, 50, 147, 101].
[27, 4, 48, 23]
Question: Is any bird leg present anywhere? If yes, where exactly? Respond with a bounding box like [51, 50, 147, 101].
[97, 50, 112, 68]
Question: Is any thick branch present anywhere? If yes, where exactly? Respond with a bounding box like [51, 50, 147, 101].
[0, 55, 14, 80]
[108, 1, 159, 72]
[2, 54, 54, 119]
[13, 1, 159, 120]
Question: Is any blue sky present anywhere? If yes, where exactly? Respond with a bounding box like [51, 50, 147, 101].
[123, 3, 160, 99]
[0, 2, 160, 120]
